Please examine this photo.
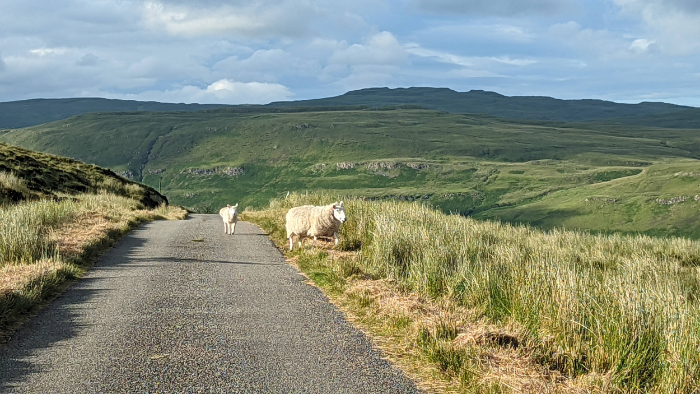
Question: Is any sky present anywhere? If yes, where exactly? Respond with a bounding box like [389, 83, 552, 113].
[0, 0, 699, 106]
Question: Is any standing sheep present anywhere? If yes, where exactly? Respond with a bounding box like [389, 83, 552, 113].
[219, 203, 239, 235]
[286, 201, 346, 250]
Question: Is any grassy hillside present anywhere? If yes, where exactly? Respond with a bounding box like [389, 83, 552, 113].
[476, 160, 700, 238]
[245, 192, 700, 392]
[265, 87, 691, 122]
[0, 98, 228, 129]
[593, 107, 700, 129]
[2, 107, 700, 237]
[0, 87, 693, 130]
[1, 144, 186, 339]
[0, 142, 167, 207]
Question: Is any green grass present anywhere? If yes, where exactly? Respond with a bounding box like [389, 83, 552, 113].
[245, 192, 700, 392]
[3, 106, 700, 237]
[1, 144, 187, 339]
[0, 142, 167, 208]
[1, 88, 692, 129]
[478, 160, 700, 238]
[0, 193, 187, 339]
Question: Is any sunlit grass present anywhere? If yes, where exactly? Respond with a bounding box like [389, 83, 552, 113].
[245, 192, 700, 392]
[0, 192, 187, 337]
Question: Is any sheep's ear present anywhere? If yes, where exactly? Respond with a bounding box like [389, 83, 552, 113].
[234, 203, 239, 208]
[227, 204, 231, 208]
[339, 201, 344, 207]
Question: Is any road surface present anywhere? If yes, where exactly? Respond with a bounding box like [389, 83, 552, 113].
[0, 215, 419, 393]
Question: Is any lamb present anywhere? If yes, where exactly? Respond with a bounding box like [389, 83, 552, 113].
[285, 201, 346, 250]
[219, 203, 239, 235]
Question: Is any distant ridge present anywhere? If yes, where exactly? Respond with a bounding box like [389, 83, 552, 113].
[0, 87, 694, 129]
[265, 87, 692, 122]
[0, 98, 228, 129]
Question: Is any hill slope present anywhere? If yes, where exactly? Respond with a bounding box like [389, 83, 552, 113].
[2, 107, 700, 237]
[0, 142, 167, 207]
[0, 98, 228, 129]
[0, 87, 693, 130]
[265, 87, 691, 122]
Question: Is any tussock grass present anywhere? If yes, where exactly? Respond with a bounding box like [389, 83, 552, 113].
[0, 171, 30, 196]
[0, 171, 35, 204]
[0, 192, 187, 339]
[245, 192, 700, 392]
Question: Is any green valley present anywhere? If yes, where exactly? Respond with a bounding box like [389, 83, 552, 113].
[1, 103, 699, 238]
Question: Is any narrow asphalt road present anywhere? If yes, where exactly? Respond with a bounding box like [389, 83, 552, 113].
[0, 215, 419, 393]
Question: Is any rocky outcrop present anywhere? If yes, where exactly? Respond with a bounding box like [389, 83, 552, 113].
[657, 196, 687, 205]
[115, 170, 134, 179]
[336, 162, 356, 170]
[182, 166, 245, 177]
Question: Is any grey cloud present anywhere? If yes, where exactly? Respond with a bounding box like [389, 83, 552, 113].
[76, 53, 99, 66]
[0, 52, 5, 72]
[141, 0, 322, 39]
[647, 0, 700, 13]
[413, 0, 570, 16]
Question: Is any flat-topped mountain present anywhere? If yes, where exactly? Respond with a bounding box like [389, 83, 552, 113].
[266, 87, 692, 122]
[1, 87, 694, 129]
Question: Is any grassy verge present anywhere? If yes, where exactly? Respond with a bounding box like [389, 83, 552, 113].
[242, 192, 700, 393]
[0, 192, 187, 340]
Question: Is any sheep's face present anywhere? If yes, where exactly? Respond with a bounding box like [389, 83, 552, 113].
[227, 203, 238, 216]
[332, 201, 346, 223]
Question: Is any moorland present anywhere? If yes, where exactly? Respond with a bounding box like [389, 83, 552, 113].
[1, 87, 699, 238]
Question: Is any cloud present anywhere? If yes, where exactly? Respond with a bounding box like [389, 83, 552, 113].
[0, 52, 5, 72]
[629, 38, 656, 53]
[405, 44, 473, 67]
[412, 0, 571, 16]
[405, 43, 536, 67]
[140, 0, 320, 39]
[548, 21, 638, 58]
[213, 49, 321, 82]
[76, 53, 99, 66]
[332, 65, 401, 92]
[329, 31, 408, 66]
[107, 79, 293, 104]
[29, 47, 69, 56]
[612, 0, 700, 54]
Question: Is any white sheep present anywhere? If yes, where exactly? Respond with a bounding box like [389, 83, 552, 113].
[219, 203, 239, 235]
[285, 201, 346, 250]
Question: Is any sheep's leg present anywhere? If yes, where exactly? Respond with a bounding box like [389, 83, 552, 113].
[289, 236, 294, 250]
[224, 222, 228, 234]
[231, 223, 236, 235]
[313, 236, 317, 241]
[334, 232, 339, 246]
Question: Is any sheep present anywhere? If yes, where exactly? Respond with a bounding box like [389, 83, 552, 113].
[219, 203, 239, 235]
[285, 201, 346, 250]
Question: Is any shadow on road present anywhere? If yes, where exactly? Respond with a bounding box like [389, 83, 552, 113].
[0, 230, 150, 389]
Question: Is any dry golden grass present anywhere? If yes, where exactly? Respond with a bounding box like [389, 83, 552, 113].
[0, 259, 67, 296]
[0, 194, 188, 338]
[0, 171, 30, 196]
[246, 192, 700, 393]
[282, 239, 570, 393]
[343, 275, 587, 392]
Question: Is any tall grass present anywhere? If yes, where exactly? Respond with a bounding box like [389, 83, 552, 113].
[1, 192, 186, 336]
[0, 199, 76, 266]
[0, 171, 31, 196]
[255, 192, 700, 392]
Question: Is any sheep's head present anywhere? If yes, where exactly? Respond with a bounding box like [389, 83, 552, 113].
[332, 201, 346, 223]
[227, 203, 239, 215]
